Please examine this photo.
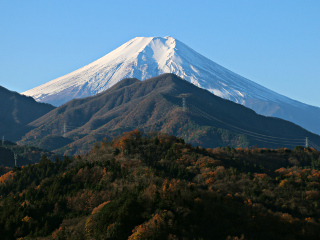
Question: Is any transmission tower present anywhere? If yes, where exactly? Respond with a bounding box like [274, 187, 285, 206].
[182, 98, 186, 112]
[63, 123, 67, 137]
[305, 137, 309, 148]
[14, 153, 17, 167]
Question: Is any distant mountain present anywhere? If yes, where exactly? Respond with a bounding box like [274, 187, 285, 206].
[22, 36, 320, 134]
[0, 86, 55, 141]
[19, 74, 320, 155]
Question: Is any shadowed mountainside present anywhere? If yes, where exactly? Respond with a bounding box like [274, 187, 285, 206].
[0, 86, 55, 141]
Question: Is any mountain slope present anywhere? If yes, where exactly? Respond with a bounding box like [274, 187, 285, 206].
[19, 74, 320, 155]
[0, 86, 55, 141]
[22, 36, 320, 134]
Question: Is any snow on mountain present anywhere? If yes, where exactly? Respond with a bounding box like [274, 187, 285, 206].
[22, 36, 320, 134]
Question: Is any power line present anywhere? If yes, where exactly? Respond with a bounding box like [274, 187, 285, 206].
[187, 104, 304, 143]
[61, 120, 83, 138]
[251, 138, 304, 146]
[309, 141, 320, 151]
[176, 100, 309, 146]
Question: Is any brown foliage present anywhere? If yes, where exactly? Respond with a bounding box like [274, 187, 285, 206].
[112, 129, 142, 153]
[0, 171, 15, 184]
[195, 156, 222, 168]
[67, 190, 109, 212]
[72, 166, 105, 184]
[128, 211, 171, 240]
[91, 201, 110, 214]
[306, 190, 320, 200]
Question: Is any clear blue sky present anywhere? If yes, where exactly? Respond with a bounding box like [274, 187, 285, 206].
[1, 1, 320, 107]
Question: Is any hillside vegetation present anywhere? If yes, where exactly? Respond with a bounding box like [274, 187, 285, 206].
[18, 74, 320, 156]
[1, 130, 320, 239]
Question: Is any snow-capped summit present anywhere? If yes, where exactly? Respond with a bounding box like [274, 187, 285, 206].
[22, 36, 320, 134]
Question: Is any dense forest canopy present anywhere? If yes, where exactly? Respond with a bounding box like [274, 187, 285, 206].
[1, 130, 320, 239]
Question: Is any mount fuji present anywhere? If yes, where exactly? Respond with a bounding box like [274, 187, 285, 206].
[22, 36, 320, 134]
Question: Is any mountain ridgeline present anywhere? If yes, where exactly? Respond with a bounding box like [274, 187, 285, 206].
[0, 86, 55, 141]
[18, 74, 320, 156]
[22, 36, 320, 135]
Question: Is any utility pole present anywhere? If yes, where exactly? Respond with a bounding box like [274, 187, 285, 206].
[305, 137, 309, 148]
[2, 136, 4, 146]
[182, 98, 186, 112]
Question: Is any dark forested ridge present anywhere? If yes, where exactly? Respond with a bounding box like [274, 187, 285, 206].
[18, 74, 320, 156]
[0, 141, 55, 167]
[0, 86, 55, 141]
[1, 130, 320, 239]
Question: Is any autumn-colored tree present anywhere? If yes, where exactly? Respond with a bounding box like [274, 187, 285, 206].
[0, 171, 15, 184]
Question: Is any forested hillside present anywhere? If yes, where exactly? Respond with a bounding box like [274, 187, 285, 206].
[18, 74, 320, 156]
[1, 130, 320, 239]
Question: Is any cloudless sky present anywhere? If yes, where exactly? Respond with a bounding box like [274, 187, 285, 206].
[1, 0, 320, 107]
